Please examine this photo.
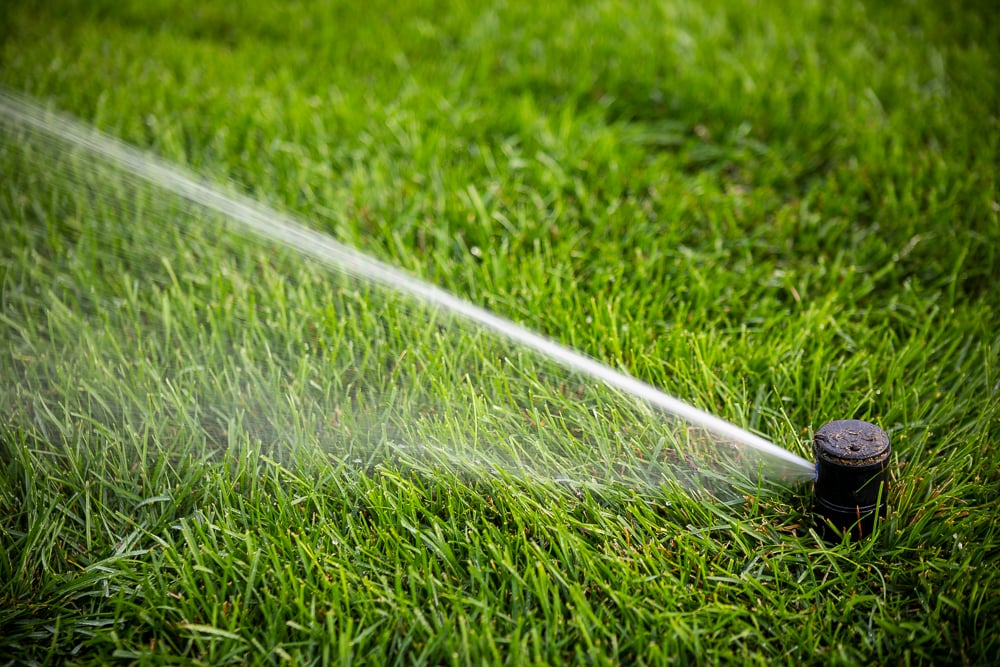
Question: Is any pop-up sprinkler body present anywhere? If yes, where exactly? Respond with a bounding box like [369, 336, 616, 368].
[813, 419, 890, 539]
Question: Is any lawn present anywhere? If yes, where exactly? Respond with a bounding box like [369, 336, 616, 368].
[2, 0, 998, 664]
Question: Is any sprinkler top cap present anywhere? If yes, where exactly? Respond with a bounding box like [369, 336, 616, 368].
[814, 419, 889, 466]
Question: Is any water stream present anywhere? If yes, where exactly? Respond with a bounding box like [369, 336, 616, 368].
[0, 89, 814, 497]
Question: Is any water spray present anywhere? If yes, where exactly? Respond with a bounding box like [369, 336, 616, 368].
[6, 88, 891, 529]
[813, 419, 890, 539]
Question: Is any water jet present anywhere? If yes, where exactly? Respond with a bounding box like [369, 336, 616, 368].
[1, 87, 817, 507]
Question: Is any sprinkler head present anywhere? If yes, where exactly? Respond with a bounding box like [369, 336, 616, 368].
[813, 419, 890, 539]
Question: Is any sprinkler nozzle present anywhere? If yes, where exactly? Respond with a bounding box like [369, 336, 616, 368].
[813, 419, 890, 539]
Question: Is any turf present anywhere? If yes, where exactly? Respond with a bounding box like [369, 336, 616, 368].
[1, 0, 998, 664]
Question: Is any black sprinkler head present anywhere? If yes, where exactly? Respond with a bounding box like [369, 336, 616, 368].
[813, 419, 890, 539]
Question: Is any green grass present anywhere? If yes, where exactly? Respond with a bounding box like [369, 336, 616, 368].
[2, 0, 998, 664]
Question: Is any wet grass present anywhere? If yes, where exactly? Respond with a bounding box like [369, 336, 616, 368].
[2, 0, 999, 664]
